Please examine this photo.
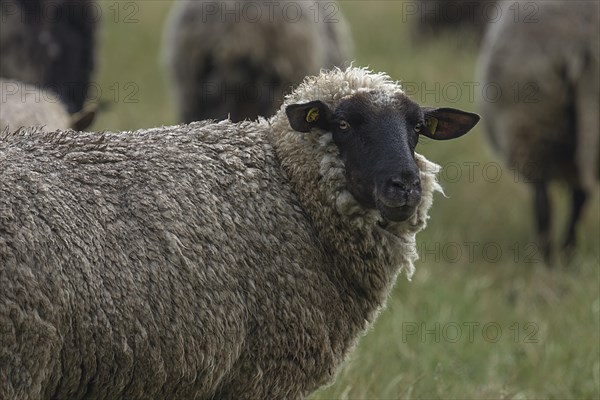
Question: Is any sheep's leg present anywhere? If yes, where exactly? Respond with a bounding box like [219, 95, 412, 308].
[562, 187, 587, 256]
[533, 181, 552, 263]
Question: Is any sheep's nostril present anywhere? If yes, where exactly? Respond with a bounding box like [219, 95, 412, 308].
[388, 177, 406, 190]
[411, 178, 421, 190]
[387, 176, 420, 192]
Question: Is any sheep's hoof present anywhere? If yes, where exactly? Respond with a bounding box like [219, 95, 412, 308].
[558, 241, 578, 266]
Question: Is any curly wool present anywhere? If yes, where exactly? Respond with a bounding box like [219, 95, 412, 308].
[1, 67, 441, 399]
[0, 79, 71, 132]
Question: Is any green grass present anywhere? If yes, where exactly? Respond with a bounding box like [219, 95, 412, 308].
[93, 1, 600, 398]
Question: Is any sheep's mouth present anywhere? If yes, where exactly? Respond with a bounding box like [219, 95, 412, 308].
[375, 190, 420, 222]
[376, 202, 417, 222]
[346, 182, 419, 222]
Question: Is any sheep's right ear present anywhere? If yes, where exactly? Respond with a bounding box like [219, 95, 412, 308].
[286, 101, 332, 132]
[421, 107, 480, 140]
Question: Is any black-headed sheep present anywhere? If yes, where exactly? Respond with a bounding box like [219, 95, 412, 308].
[0, 67, 479, 399]
[162, 0, 353, 123]
[477, 0, 599, 260]
[0, 0, 98, 114]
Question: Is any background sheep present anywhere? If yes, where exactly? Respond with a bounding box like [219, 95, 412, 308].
[0, 67, 479, 399]
[162, 0, 353, 123]
[409, 0, 496, 43]
[0, 79, 96, 132]
[477, 0, 599, 260]
[0, 0, 98, 114]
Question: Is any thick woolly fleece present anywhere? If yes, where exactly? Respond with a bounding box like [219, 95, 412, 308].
[162, 0, 353, 122]
[478, 0, 599, 191]
[0, 79, 71, 132]
[0, 67, 441, 399]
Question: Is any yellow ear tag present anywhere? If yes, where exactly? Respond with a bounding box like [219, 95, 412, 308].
[306, 107, 319, 123]
[426, 116, 438, 135]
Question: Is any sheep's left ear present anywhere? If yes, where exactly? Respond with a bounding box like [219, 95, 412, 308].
[286, 100, 332, 132]
[421, 107, 480, 140]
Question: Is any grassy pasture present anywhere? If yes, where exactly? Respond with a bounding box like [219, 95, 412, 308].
[92, 1, 599, 398]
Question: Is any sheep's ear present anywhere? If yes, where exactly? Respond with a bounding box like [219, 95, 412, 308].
[71, 107, 97, 131]
[286, 101, 332, 133]
[420, 107, 480, 140]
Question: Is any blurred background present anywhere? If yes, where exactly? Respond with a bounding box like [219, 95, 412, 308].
[1, 1, 599, 398]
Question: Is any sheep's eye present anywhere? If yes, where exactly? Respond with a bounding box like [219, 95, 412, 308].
[338, 120, 350, 131]
[414, 122, 424, 133]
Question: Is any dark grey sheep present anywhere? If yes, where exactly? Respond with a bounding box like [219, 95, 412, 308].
[0, 67, 479, 399]
[162, 0, 353, 123]
[0, 0, 98, 114]
[477, 0, 599, 260]
[409, 0, 497, 43]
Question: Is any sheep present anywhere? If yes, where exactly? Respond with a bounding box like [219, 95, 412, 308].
[0, 67, 479, 399]
[161, 0, 354, 123]
[0, 0, 98, 114]
[0, 79, 96, 132]
[409, 0, 497, 43]
[477, 0, 599, 261]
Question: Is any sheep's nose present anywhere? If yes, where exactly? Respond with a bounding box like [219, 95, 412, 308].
[386, 176, 421, 193]
[379, 174, 421, 208]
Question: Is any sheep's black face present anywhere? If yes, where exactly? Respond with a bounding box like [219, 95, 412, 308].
[286, 90, 480, 222]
